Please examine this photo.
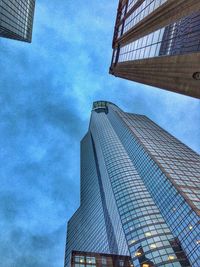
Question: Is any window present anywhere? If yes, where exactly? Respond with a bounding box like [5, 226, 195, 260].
[75, 264, 84, 267]
[86, 257, 96, 264]
[75, 256, 85, 263]
[101, 257, 107, 265]
[119, 260, 124, 267]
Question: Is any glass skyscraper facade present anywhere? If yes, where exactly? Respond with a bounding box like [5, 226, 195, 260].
[0, 0, 35, 42]
[65, 101, 200, 267]
[110, 0, 200, 98]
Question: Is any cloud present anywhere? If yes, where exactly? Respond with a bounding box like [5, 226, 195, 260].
[0, 0, 199, 266]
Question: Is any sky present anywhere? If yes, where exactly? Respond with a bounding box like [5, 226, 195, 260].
[0, 1, 200, 266]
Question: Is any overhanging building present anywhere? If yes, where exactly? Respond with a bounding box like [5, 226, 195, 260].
[110, 0, 200, 98]
[0, 0, 36, 42]
[65, 101, 200, 267]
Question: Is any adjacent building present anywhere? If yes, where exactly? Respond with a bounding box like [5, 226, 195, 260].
[110, 0, 200, 98]
[65, 101, 200, 267]
[70, 251, 132, 267]
[0, 0, 36, 42]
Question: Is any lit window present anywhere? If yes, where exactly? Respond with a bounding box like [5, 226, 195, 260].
[168, 256, 175, 260]
[150, 244, 157, 249]
[135, 252, 142, 257]
[196, 240, 200, 244]
[86, 257, 96, 264]
[75, 256, 85, 263]
[189, 225, 193, 230]
[142, 264, 150, 267]
[145, 232, 152, 237]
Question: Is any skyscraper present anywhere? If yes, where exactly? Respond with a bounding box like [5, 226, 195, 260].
[0, 0, 36, 42]
[110, 1, 200, 98]
[65, 101, 200, 267]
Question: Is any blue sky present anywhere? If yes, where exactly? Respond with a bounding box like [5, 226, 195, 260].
[0, 1, 199, 266]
